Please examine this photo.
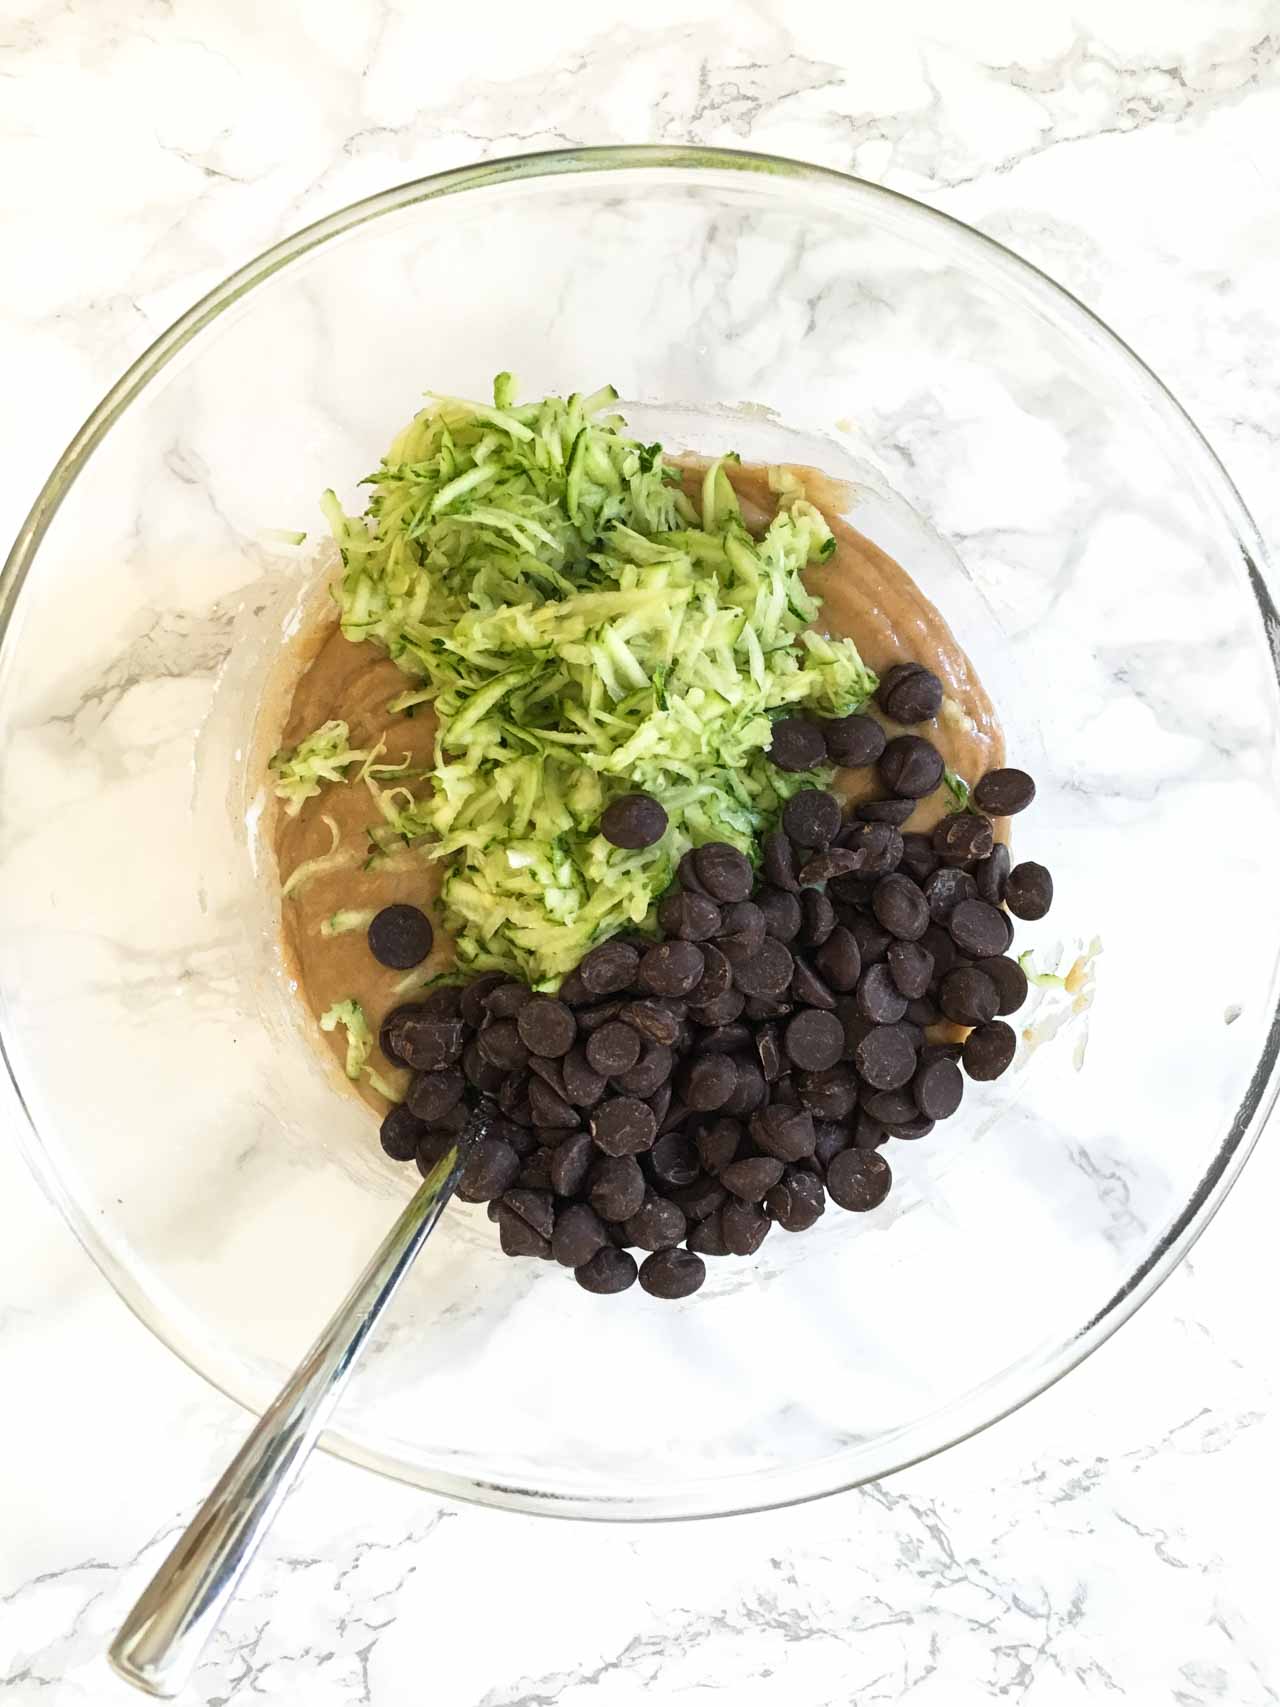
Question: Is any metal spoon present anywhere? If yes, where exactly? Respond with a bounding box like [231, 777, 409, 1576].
[108, 1127, 478, 1698]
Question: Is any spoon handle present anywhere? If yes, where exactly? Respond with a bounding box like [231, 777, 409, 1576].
[109, 1139, 471, 1698]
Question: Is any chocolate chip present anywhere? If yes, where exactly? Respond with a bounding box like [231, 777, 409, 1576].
[797, 889, 836, 948]
[562, 1047, 607, 1107]
[578, 940, 640, 995]
[484, 981, 532, 1019]
[527, 1076, 577, 1129]
[826, 1148, 892, 1212]
[367, 904, 434, 970]
[769, 715, 827, 772]
[878, 735, 944, 799]
[721, 1198, 772, 1255]
[885, 1114, 935, 1141]
[872, 873, 930, 941]
[600, 792, 669, 849]
[814, 925, 862, 991]
[923, 866, 978, 924]
[649, 1131, 701, 1189]
[639, 1248, 706, 1298]
[855, 1024, 917, 1090]
[887, 939, 934, 999]
[855, 796, 915, 826]
[723, 1055, 768, 1117]
[681, 1052, 738, 1112]
[696, 1117, 743, 1175]
[949, 898, 1012, 958]
[839, 821, 904, 878]
[1006, 862, 1053, 921]
[547, 1132, 595, 1196]
[798, 848, 864, 887]
[576, 999, 624, 1034]
[860, 1087, 917, 1126]
[757, 888, 803, 942]
[689, 989, 745, 1028]
[658, 891, 722, 941]
[462, 1040, 505, 1095]
[456, 1137, 522, 1203]
[625, 1191, 687, 1251]
[762, 830, 800, 892]
[621, 999, 684, 1046]
[503, 1187, 555, 1240]
[855, 962, 908, 1025]
[390, 1014, 467, 1072]
[588, 1154, 647, 1221]
[590, 1096, 658, 1156]
[677, 847, 712, 895]
[639, 940, 705, 996]
[721, 1155, 785, 1200]
[784, 1009, 844, 1071]
[974, 955, 1029, 1016]
[766, 1168, 826, 1231]
[795, 1065, 860, 1121]
[688, 943, 733, 1007]
[407, 1069, 464, 1124]
[575, 1247, 638, 1294]
[715, 900, 767, 964]
[975, 842, 1011, 905]
[549, 1201, 608, 1267]
[854, 1111, 888, 1149]
[459, 972, 507, 1028]
[686, 1212, 729, 1257]
[497, 1202, 552, 1258]
[585, 1020, 643, 1078]
[963, 1020, 1018, 1081]
[782, 789, 842, 848]
[899, 833, 939, 883]
[877, 661, 944, 725]
[932, 812, 994, 867]
[694, 842, 754, 903]
[750, 1104, 816, 1162]
[515, 996, 577, 1058]
[477, 1019, 529, 1072]
[973, 768, 1037, 816]
[821, 712, 886, 768]
[913, 1056, 964, 1120]
[379, 1103, 425, 1162]
[939, 966, 1000, 1026]
[616, 1041, 674, 1097]
[790, 957, 837, 1011]
[732, 938, 795, 998]
[670, 1174, 727, 1221]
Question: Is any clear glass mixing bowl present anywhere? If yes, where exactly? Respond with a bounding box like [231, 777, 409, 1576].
[3, 147, 1277, 1520]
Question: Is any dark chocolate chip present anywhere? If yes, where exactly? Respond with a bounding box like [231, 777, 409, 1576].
[681, 1052, 738, 1112]
[639, 940, 706, 997]
[686, 1212, 730, 1257]
[562, 1047, 607, 1108]
[855, 1024, 917, 1090]
[923, 867, 978, 925]
[379, 1103, 426, 1162]
[732, 937, 795, 998]
[887, 939, 934, 999]
[407, 1069, 465, 1123]
[790, 957, 837, 1011]
[578, 940, 640, 995]
[367, 904, 434, 970]
[975, 842, 1011, 905]
[616, 1041, 674, 1097]
[694, 842, 754, 903]
[939, 966, 1000, 1026]
[600, 792, 669, 849]
[750, 1104, 817, 1162]
[1005, 862, 1053, 921]
[456, 1138, 522, 1203]
[649, 1131, 701, 1189]
[721, 1198, 772, 1255]
[585, 1020, 643, 1078]
[625, 1191, 687, 1251]
[839, 821, 904, 877]
[762, 830, 800, 893]
[856, 962, 908, 1025]
[899, 832, 940, 884]
[913, 1056, 964, 1120]
[784, 1008, 845, 1071]
[477, 1018, 529, 1072]
[765, 1168, 826, 1231]
[390, 1014, 467, 1072]
[769, 715, 827, 772]
[973, 768, 1037, 816]
[588, 1154, 647, 1221]
[814, 925, 862, 992]
[795, 1064, 860, 1121]
[756, 887, 803, 942]
[515, 996, 577, 1058]
[878, 735, 944, 799]
[658, 891, 723, 941]
[782, 789, 842, 849]
[590, 1096, 658, 1156]
[877, 661, 943, 725]
[872, 873, 930, 941]
[963, 1021, 1018, 1081]
[639, 1248, 706, 1298]
[797, 889, 837, 948]
[621, 999, 685, 1046]
[821, 712, 886, 768]
[575, 1246, 638, 1294]
[932, 812, 995, 867]
[826, 1148, 892, 1211]
[855, 796, 915, 826]
[974, 955, 1029, 1016]
[949, 898, 1012, 958]
[696, 1117, 743, 1175]
[721, 1155, 786, 1200]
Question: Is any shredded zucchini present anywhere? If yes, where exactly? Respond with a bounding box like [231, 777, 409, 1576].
[318, 377, 879, 985]
[271, 720, 370, 817]
[319, 997, 373, 1078]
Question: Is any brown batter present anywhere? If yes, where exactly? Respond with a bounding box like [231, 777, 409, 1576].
[273, 461, 1004, 1105]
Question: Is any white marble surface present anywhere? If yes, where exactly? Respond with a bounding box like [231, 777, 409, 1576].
[2, 2, 1279, 1702]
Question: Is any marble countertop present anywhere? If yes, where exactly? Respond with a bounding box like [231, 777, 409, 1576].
[3, 3, 1279, 1701]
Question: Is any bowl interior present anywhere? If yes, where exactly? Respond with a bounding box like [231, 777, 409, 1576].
[2, 152, 1277, 1518]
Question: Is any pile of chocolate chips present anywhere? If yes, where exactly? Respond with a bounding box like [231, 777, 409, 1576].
[375, 665, 1052, 1301]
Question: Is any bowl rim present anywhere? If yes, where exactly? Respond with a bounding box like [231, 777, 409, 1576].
[3, 142, 1276, 1521]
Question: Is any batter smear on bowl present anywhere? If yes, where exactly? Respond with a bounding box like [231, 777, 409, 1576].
[269, 378, 1052, 1298]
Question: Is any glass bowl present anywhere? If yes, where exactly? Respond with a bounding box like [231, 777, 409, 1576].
[3, 146, 1277, 1521]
